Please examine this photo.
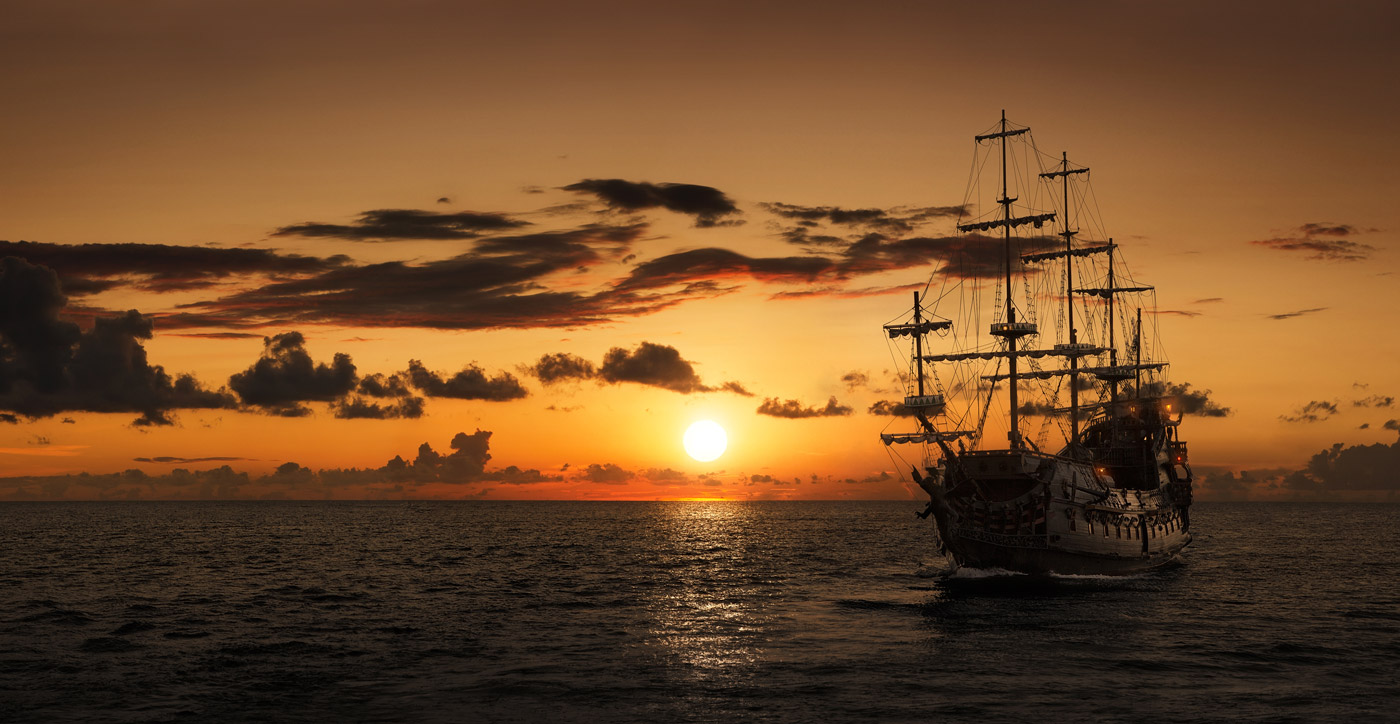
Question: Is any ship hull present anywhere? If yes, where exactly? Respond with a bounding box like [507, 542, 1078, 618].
[920, 448, 1192, 577]
[945, 527, 1189, 576]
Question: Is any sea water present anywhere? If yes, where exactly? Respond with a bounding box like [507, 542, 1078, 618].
[1, 501, 1396, 723]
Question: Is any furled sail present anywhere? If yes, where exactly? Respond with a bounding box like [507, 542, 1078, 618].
[1021, 244, 1115, 263]
[982, 362, 1168, 382]
[922, 346, 1106, 363]
[884, 321, 951, 339]
[957, 212, 1056, 233]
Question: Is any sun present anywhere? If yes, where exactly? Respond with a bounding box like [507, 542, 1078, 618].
[683, 420, 727, 462]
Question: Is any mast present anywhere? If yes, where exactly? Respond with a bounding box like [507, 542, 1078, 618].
[957, 112, 1047, 450]
[913, 291, 925, 397]
[1134, 307, 1142, 395]
[1107, 239, 1117, 404]
[999, 111, 1020, 449]
[1039, 151, 1089, 449]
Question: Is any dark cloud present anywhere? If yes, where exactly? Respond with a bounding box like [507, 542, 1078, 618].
[617, 234, 1056, 294]
[273, 208, 529, 241]
[757, 396, 853, 419]
[1385, 419, 1400, 431]
[1279, 400, 1339, 423]
[1353, 395, 1394, 408]
[406, 360, 527, 401]
[1284, 434, 1400, 492]
[1267, 307, 1328, 320]
[1251, 221, 1377, 262]
[841, 233, 1059, 280]
[718, 381, 754, 397]
[1252, 238, 1373, 261]
[133, 456, 249, 464]
[597, 342, 741, 394]
[867, 400, 917, 417]
[161, 224, 694, 332]
[768, 282, 923, 301]
[356, 372, 414, 399]
[0, 258, 236, 425]
[1132, 381, 1232, 417]
[1299, 223, 1358, 237]
[1193, 297, 1224, 304]
[526, 352, 596, 385]
[750, 473, 775, 483]
[580, 463, 634, 484]
[615, 248, 834, 291]
[0, 240, 348, 296]
[1359, 423, 1371, 430]
[641, 467, 688, 483]
[332, 396, 425, 419]
[436, 197, 452, 204]
[228, 332, 356, 414]
[762, 202, 966, 234]
[563, 179, 741, 228]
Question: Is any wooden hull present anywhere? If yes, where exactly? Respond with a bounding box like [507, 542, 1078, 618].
[921, 449, 1193, 576]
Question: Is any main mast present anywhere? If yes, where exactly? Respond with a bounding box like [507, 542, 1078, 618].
[1000, 113, 1020, 448]
[1039, 152, 1088, 448]
[958, 112, 1051, 450]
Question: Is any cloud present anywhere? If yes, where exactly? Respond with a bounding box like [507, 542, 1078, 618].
[640, 467, 689, 484]
[1283, 434, 1400, 492]
[563, 179, 741, 227]
[757, 396, 852, 419]
[1353, 395, 1394, 408]
[1279, 400, 1339, 423]
[1299, 223, 1358, 237]
[332, 396, 426, 419]
[272, 208, 529, 241]
[615, 248, 834, 291]
[132, 456, 249, 464]
[750, 473, 775, 483]
[867, 400, 917, 417]
[160, 224, 699, 332]
[1251, 223, 1377, 262]
[406, 360, 527, 401]
[227, 332, 357, 415]
[762, 202, 966, 235]
[0, 258, 236, 425]
[525, 352, 596, 385]
[1385, 419, 1400, 431]
[0, 430, 563, 499]
[1267, 307, 1327, 320]
[580, 463, 634, 484]
[1193, 297, 1224, 304]
[598, 342, 722, 394]
[0, 240, 348, 296]
[524, 343, 751, 396]
[1133, 381, 1232, 417]
[841, 371, 870, 391]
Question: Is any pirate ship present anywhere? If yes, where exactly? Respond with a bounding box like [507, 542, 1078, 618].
[883, 113, 1193, 575]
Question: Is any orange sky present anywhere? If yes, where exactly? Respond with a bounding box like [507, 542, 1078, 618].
[1, 1, 1397, 501]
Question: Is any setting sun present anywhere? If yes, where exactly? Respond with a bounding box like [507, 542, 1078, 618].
[683, 420, 728, 462]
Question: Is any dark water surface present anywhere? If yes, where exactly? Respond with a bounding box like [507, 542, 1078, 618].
[1, 501, 1397, 723]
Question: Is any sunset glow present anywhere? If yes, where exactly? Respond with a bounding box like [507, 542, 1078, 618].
[0, 2, 1395, 502]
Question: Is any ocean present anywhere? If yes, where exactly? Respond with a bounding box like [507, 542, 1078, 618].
[1, 501, 1396, 723]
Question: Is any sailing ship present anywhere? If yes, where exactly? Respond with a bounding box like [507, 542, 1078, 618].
[883, 112, 1194, 575]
